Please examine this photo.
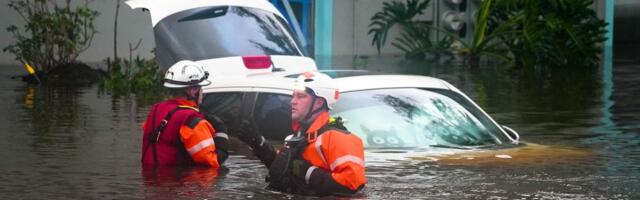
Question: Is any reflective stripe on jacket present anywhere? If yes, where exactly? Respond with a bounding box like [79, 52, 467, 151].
[293, 112, 366, 193]
[180, 117, 219, 167]
[142, 98, 220, 167]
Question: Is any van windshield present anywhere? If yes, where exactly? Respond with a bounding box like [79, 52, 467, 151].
[331, 88, 507, 149]
[154, 6, 302, 67]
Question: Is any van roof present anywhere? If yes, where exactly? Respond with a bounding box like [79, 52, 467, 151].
[203, 73, 455, 95]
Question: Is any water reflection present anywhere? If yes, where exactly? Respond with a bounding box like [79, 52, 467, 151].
[598, 46, 616, 132]
[24, 85, 35, 109]
[142, 167, 224, 199]
[17, 84, 93, 158]
[376, 94, 420, 121]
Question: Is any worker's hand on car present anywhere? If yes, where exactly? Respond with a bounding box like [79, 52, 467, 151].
[205, 114, 230, 164]
[237, 119, 264, 148]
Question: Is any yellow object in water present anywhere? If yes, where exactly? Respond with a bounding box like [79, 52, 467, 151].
[24, 62, 36, 75]
[22, 62, 41, 84]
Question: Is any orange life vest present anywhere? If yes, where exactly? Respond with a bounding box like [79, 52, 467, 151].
[292, 112, 366, 191]
[142, 98, 220, 167]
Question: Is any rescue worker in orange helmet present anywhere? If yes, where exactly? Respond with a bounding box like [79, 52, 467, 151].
[141, 60, 229, 167]
[238, 71, 366, 196]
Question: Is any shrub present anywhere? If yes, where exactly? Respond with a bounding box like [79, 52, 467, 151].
[3, 0, 99, 73]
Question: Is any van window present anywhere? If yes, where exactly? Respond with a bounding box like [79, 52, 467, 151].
[201, 92, 244, 131]
[154, 6, 302, 67]
[253, 93, 292, 140]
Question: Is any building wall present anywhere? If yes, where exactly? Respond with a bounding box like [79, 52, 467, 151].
[0, 0, 155, 66]
[333, 0, 407, 57]
[332, 0, 435, 68]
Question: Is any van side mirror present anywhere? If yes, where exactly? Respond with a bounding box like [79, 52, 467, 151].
[502, 125, 520, 143]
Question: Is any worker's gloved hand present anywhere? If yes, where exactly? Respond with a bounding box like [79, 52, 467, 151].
[205, 114, 228, 134]
[291, 158, 312, 183]
[237, 119, 264, 149]
[205, 114, 230, 164]
[214, 133, 229, 165]
[267, 147, 293, 192]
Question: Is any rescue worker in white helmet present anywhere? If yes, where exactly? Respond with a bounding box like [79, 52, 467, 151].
[141, 60, 229, 167]
[238, 71, 366, 196]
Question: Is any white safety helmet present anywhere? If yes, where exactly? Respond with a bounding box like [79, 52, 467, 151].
[294, 71, 340, 109]
[163, 60, 211, 88]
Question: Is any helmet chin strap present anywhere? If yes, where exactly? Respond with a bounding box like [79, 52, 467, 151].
[302, 96, 324, 124]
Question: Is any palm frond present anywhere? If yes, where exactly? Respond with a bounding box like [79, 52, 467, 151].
[368, 0, 431, 53]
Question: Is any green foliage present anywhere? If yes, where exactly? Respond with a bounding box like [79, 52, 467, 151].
[368, 0, 607, 69]
[491, 0, 607, 69]
[367, 0, 507, 63]
[392, 24, 454, 60]
[456, 0, 522, 66]
[368, 0, 430, 53]
[3, 0, 99, 73]
[368, 0, 454, 60]
[99, 57, 164, 94]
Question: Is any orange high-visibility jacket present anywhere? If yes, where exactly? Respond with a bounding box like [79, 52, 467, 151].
[293, 112, 366, 194]
[142, 98, 222, 167]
